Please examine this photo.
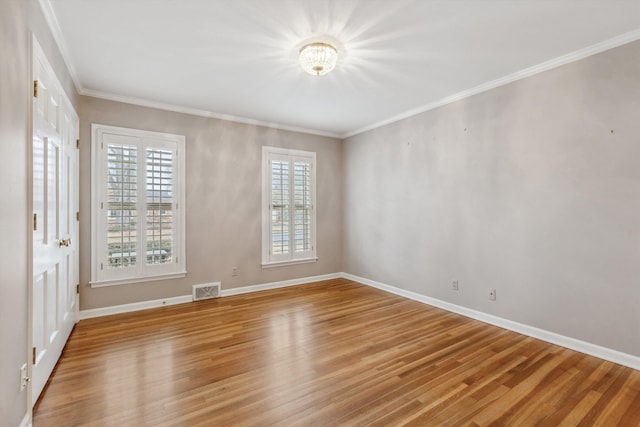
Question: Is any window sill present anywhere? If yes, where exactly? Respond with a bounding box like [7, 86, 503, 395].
[261, 257, 318, 269]
[90, 271, 187, 288]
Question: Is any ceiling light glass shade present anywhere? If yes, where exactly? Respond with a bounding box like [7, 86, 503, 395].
[299, 42, 338, 76]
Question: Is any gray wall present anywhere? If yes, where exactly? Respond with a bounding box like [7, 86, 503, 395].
[0, 0, 78, 424]
[343, 40, 640, 357]
[79, 96, 343, 310]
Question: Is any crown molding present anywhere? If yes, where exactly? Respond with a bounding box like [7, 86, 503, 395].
[341, 28, 640, 139]
[37, 0, 83, 92]
[78, 88, 341, 138]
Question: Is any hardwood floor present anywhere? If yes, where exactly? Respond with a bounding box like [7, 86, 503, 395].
[34, 278, 640, 426]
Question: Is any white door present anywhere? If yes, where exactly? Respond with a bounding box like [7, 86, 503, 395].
[31, 37, 79, 405]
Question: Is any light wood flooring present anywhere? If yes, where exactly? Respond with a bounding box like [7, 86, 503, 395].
[33, 278, 640, 426]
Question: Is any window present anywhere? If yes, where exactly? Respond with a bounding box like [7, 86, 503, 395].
[91, 124, 186, 286]
[262, 146, 317, 267]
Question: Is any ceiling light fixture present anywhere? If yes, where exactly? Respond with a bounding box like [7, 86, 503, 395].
[299, 42, 338, 76]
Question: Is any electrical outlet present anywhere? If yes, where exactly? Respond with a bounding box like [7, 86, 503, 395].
[452, 280, 459, 291]
[232, 267, 238, 277]
[20, 364, 28, 391]
[488, 288, 496, 301]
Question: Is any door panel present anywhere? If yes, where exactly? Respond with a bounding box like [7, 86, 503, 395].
[45, 267, 58, 343]
[63, 110, 78, 316]
[46, 141, 59, 244]
[32, 272, 44, 357]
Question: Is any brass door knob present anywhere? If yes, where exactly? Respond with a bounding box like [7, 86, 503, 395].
[59, 238, 71, 247]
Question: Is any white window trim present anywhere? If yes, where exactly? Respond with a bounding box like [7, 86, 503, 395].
[261, 146, 317, 268]
[90, 124, 186, 287]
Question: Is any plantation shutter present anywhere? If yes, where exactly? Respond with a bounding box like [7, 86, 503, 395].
[270, 158, 290, 256]
[92, 124, 185, 286]
[105, 136, 139, 269]
[293, 158, 312, 254]
[105, 141, 177, 270]
[146, 147, 174, 265]
[264, 147, 316, 265]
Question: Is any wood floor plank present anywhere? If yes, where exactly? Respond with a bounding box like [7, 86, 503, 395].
[33, 279, 640, 426]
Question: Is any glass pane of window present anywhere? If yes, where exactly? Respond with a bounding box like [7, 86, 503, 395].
[146, 148, 173, 265]
[293, 161, 312, 252]
[107, 144, 137, 268]
[271, 160, 289, 255]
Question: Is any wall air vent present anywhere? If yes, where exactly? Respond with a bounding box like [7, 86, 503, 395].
[192, 282, 221, 301]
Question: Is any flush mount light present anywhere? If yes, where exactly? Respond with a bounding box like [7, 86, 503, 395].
[299, 42, 338, 76]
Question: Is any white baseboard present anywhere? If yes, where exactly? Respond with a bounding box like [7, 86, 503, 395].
[342, 272, 640, 371]
[79, 273, 342, 320]
[79, 295, 192, 319]
[221, 272, 342, 297]
[19, 411, 32, 427]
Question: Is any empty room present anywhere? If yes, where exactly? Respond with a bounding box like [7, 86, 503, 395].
[2, 0, 640, 425]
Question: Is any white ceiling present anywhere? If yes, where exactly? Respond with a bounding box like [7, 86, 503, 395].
[44, 0, 640, 138]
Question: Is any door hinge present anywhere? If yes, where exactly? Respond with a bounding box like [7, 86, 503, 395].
[33, 80, 38, 98]
[32, 347, 36, 364]
[76, 211, 80, 221]
[76, 139, 80, 149]
[33, 213, 37, 231]
[76, 284, 80, 294]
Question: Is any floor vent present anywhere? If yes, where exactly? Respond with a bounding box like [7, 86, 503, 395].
[192, 282, 221, 301]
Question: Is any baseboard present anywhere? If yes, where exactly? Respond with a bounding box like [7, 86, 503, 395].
[221, 272, 342, 297]
[341, 272, 640, 371]
[79, 273, 342, 320]
[19, 411, 32, 427]
[79, 295, 192, 319]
